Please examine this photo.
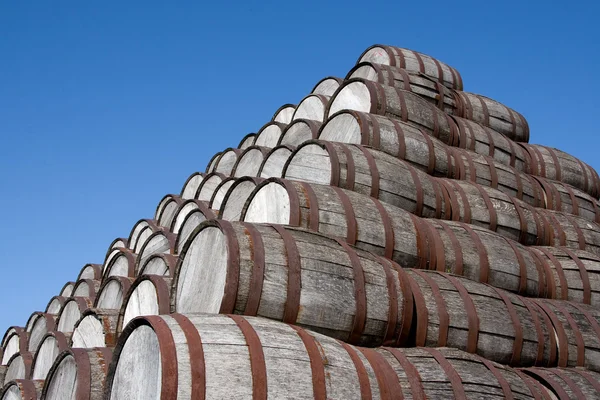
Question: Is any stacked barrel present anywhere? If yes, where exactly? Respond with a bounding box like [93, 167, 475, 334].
[2, 44, 600, 399]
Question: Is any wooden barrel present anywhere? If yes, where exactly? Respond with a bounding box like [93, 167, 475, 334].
[292, 94, 330, 122]
[174, 203, 218, 255]
[449, 147, 545, 207]
[134, 230, 176, 276]
[76, 263, 102, 281]
[72, 309, 120, 348]
[319, 110, 454, 177]
[58, 282, 75, 297]
[277, 118, 321, 148]
[535, 176, 600, 224]
[1, 328, 27, 365]
[208, 177, 236, 211]
[138, 253, 177, 277]
[154, 194, 183, 229]
[169, 199, 214, 236]
[103, 248, 136, 279]
[31, 332, 68, 380]
[283, 140, 449, 219]
[204, 151, 221, 174]
[1, 379, 43, 400]
[531, 299, 600, 372]
[118, 275, 171, 333]
[25, 314, 55, 353]
[179, 172, 206, 200]
[311, 76, 343, 96]
[237, 133, 257, 149]
[3, 353, 33, 385]
[0, 367, 5, 388]
[537, 209, 600, 256]
[254, 122, 287, 148]
[520, 367, 600, 400]
[327, 79, 458, 146]
[529, 247, 600, 306]
[407, 269, 554, 367]
[257, 145, 294, 178]
[219, 177, 265, 221]
[242, 179, 545, 296]
[44, 297, 66, 315]
[102, 238, 129, 271]
[126, 218, 160, 255]
[347, 62, 458, 114]
[207, 148, 242, 175]
[71, 278, 100, 300]
[193, 172, 227, 202]
[357, 44, 463, 90]
[272, 104, 296, 124]
[521, 143, 600, 199]
[56, 297, 94, 334]
[231, 145, 270, 177]
[104, 314, 549, 400]
[94, 276, 134, 311]
[174, 220, 413, 347]
[41, 348, 112, 400]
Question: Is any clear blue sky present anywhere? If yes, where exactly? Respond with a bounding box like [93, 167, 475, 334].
[1, 1, 599, 333]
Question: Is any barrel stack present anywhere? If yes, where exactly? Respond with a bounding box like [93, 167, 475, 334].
[2, 44, 600, 399]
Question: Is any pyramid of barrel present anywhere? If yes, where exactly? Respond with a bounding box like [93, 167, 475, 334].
[2, 44, 600, 399]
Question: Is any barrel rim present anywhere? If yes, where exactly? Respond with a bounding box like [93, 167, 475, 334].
[218, 176, 266, 220]
[117, 274, 172, 333]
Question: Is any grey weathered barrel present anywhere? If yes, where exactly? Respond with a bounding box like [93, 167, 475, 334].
[531, 299, 600, 372]
[105, 313, 549, 400]
[204, 151, 221, 175]
[3, 353, 33, 385]
[72, 309, 120, 348]
[71, 279, 100, 300]
[94, 276, 133, 311]
[58, 282, 75, 298]
[257, 145, 294, 178]
[179, 172, 206, 200]
[535, 176, 600, 224]
[31, 332, 69, 380]
[237, 133, 257, 149]
[134, 230, 176, 275]
[76, 263, 102, 281]
[1, 329, 27, 366]
[174, 220, 413, 347]
[193, 172, 227, 202]
[357, 44, 463, 90]
[56, 297, 94, 334]
[208, 177, 235, 211]
[241, 179, 545, 296]
[126, 218, 160, 255]
[326, 78, 458, 145]
[103, 248, 136, 279]
[169, 199, 214, 237]
[138, 253, 178, 277]
[154, 194, 183, 229]
[207, 147, 242, 175]
[529, 246, 600, 306]
[521, 143, 600, 199]
[25, 314, 55, 353]
[218, 176, 265, 221]
[311, 76, 343, 96]
[520, 366, 600, 400]
[118, 275, 171, 333]
[537, 209, 600, 257]
[254, 122, 287, 148]
[0, 379, 43, 400]
[174, 203, 218, 255]
[407, 269, 554, 367]
[283, 140, 449, 219]
[231, 145, 271, 177]
[44, 297, 66, 315]
[277, 118, 321, 148]
[272, 103, 296, 124]
[292, 94, 330, 122]
[102, 238, 129, 271]
[41, 348, 112, 400]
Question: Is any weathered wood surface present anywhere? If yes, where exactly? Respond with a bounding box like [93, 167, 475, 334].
[56, 297, 94, 334]
[358, 44, 463, 90]
[71, 278, 100, 300]
[174, 203, 218, 255]
[278, 118, 321, 148]
[102, 238, 129, 273]
[241, 179, 545, 297]
[535, 176, 600, 224]
[522, 143, 600, 199]
[327, 78, 458, 145]
[154, 194, 183, 229]
[254, 122, 287, 148]
[1, 329, 27, 366]
[237, 132, 257, 150]
[41, 348, 112, 400]
[103, 248, 137, 279]
[138, 253, 178, 277]
[126, 218, 160, 255]
[24, 314, 55, 353]
[76, 263, 102, 281]
[207, 177, 235, 211]
[231, 145, 271, 178]
[537, 209, 600, 257]
[0, 379, 43, 400]
[31, 332, 69, 380]
[119, 275, 171, 333]
[520, 367, 600, 400]
[292, 94, 330, 122]
[72, 309, 120, 348]
[134, 230, 176, 275]
[311, 76, 343, 96]
[272, 103, 296, 124]
[219, 177, 265, 222]
[94, 276, 134, 311]
[193, 172, 227, 202]
[58, 282, 75, 298]
[174, 220, 413, 347]
[3, 353, 32, 385]
[105, 314, 551, 400]
[205, 151, 221, 175]
[179, 172, 206, 200]
[257, 145, 294, 178]
[169, 199, 214, 236]
[44, 297, 66, 315]
[207, 147, 242, 175]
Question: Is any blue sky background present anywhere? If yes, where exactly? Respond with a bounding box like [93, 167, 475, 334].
[1, 1, 598, 332]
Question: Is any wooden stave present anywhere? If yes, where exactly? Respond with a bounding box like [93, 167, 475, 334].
[1, 329, 28, 366]
[193, 171, 228, 202]
[126, 218, 160, 255]
[537, 209, 600, 257]
[520, 367, 600, 400]
[31, 331, 69, 381]
[207, 147, 242, 175]
[0, 379, 43, 400]
[291, 93, 330, 123]
[154, 194, 183, 229]
[71, 278, 101, 301]
[237, 132, 257, 149]
[207, 177, 236, 212]
[93, 276, 134, 311]
[138, 253, 178, 278]
[218, 176, 265, 222]
[311, 76, 343, 96]
[25, 314, 56, 354]
[3, 352, 33, 385]
[58, 282, 75, 298]
[271, 103, 296, 124]
[230, 145, 271, 178]
[44, 297, 66, 315]
[71, 308, 120, 349]
[76, 263, 103, 281]
[118, 274, 172, 334]
[173, 202, 218, 255]
[277, 118, 321, 148]
[55, 297, 94, 335]
[102, 248, 137, 280]
[133, 229, 177, 277]
[257, 145, 295, 179]
[534, 176, 600, 224]
[179, 172, 206, 200]
[254, 121, 288, 148]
